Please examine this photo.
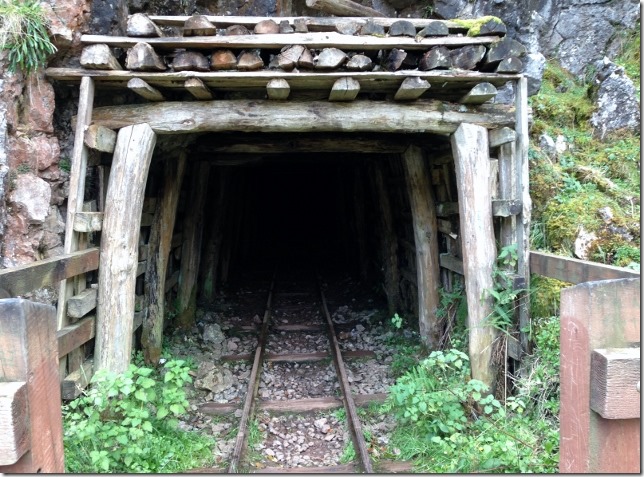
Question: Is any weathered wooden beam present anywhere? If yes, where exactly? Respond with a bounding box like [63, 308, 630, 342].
[142, 154, 187, 365]
[305, 0, 385, 17]
[451, 122, 497, 390]
[0, 382, 29, 466]
[328, 76, 360, 101]
[439, 253, 463, 275]
[590, 347, 640, 420]
[403, 145, 441, 348]
[0, 248, 99, 297]
[529, 250, 640, 284]
[57, 315, 96, 358]
[84, 124, 116, 153]
[95, 123, 156, 374]
[488, 126, 516, 148]
[61, 359, 93, 400]
[88, 99, 517, 135]
[0, 300, 64, 473]
[459, 82, 497, 104]
[81, 32, 500, 51]
[67, 288, 98, 319]
[184, 78, 213, 100]
[394, 76, 430, 101]
[491, 199, 521, 217]
[127, 78, 165, 101]
[73, 211, 103, 232]
[266, 78, 290, 100]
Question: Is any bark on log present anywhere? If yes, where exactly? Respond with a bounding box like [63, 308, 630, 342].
[451, 122, 497, 389]
[305, 0, 385, 18]
[142, 154, 186, 365]
[89, 99, 517, 135]
[95, 123, 156, 374]
[403, 145, 441, 348]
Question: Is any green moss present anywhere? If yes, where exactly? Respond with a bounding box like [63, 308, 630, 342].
[451, 16, 504, 37]
[530, 275, 568, 322]
[613, 23, 641, 92]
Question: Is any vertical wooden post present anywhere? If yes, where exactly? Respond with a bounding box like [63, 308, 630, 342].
[95, 123, 157, 374]
[142, 153, 187, 365]
[497, 140, 516, 249]
[560, 278, 640, 473]
[57, 76, 94, 380]
[515, 77, 531, 354]
[369, 160, 400, 315]
[451, 123, 497, 388]
[176, 162, 210, 329]
[0, 299, 64, 473]
[402, 145, 441, 348]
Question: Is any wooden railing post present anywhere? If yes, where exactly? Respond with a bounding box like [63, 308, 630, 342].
[0, 299, 64, 473]
[560, 278, 640, 473]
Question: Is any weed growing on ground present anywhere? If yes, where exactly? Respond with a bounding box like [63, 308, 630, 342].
[63, 359, 214, 473]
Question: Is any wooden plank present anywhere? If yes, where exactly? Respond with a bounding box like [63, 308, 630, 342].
[142, 154, 187, 364]
[328, 77, 360, 101]
[95, 123, 156, 374]
[176, 162, 210, 329]
[491, 199, 521, 217]
[0, 300, 64, 473]
[488, 126, 516, 147]
[67, 288, 97, 318]
[393, 76, 430, 101]
[590, 347, 640, 420]
[184, 78, 213, 100]
[353, 392, 388, 406]
[0, 382, 29, 466]
[305, 0, 385, 17]
[435, 201, 459, 216]
[73, 211, 103, 232]
[61, 359, 94, 400]
[529, 251, 640, 284]
[459, 82, 497, 104]
[199, 402, 239, 415]
[165, 269, 180, 292]
[81, 32, 502, 51]
[253, 463, 356, 473]
[273, 323, 325, 332]
[259, 396, 342, 413]
[403, 145, 441, 348]
[84, 124, 116, 153]
[497, 139, 516, 251]
[451, 123, 497, 390]
[560, 279, 640, 473]
[127, 77, 165, 101]
[266, 78, 290, 100]
[57, 315, 96, 358]
[88, 99, 517, 136]
[439, 253, 463, 275]
[0, 248, 99, 297]
[376, 460, 414, 473]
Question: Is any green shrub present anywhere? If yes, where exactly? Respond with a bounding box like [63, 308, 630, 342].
[63, 360, 214, 473]
[0, 0, 57, 74]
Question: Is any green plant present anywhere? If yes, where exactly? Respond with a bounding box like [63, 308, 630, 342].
[16, 162, 31, 174]
[339, 442, 356, 464]
[63, 359, 214, 473]
[390, 312, 403, 329]
[484, 245, 524, 333]
[0, 0, 57, 74]
[59, 156, 71, 172]
[436, 283, 468, 350]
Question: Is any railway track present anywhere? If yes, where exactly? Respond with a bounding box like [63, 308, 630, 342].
[193, 268, 412, 473]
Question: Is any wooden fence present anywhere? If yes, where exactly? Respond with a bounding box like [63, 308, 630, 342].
[0, 246, 640, 472]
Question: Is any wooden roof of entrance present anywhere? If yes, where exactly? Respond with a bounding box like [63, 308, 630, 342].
[46, 14, 525, 104]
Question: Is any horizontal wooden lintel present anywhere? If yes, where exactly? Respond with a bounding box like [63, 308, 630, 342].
[590, 347, 640, 419]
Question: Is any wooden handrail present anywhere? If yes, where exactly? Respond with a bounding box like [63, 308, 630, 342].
[529, 250, 639, 284]
[0, 248, 99, 297]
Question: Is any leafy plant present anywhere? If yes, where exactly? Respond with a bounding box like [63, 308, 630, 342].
[63, 359, 214, 473]
[390, 312, 403, 329]
[0, 0, 57, 74]
[484, 245, 524, 333]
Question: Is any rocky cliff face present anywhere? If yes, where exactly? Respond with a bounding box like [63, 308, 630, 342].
[0, 0, 639, 278]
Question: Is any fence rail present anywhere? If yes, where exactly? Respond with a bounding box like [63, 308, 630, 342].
[529, 250, 640, 283]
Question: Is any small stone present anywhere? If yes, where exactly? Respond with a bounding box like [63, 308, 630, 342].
[360, 20, 385, 36]
[254, 19, 279, 34]
[226, 24, 250, 35]
[416, 22, 448, 38]
[388, 20, 416, 37]
[234, 409, 243, 418]
[347, 54, 373, 71]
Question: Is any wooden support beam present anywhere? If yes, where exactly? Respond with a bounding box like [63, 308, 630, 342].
[266, 78, 290, 100]
[84, 124, 116, 153]
[491, 199, 521, 217]
[328, 77, 360, 101]
[488, 126, 516, 148]
[88, 99, 517, 135]
[184, 78, 213, 100]
[403, 145, 441, 348]
[176, 162, 210, 329]
[67, 288, 98, 319]
[0, 382, 29, 466]
[529, 251, 640, 284]
[439, 253, 463, 275]
[127, 78, 165, 101]
[451, 123, 497, 389]
[142, 153, 187, 365]
[73, 211, 103, 232]
[590, 347, 640, 420]
[61, 359, 94, 400]
[393, 76, 430, 101]
[81, 32, 500, 51]
[305, 0, 385, 17]
[459, 82, 497, 104]
[0, 300, 64, 473]
[57, 315, 96, 358]
[497, 139, 516, 249]
[95, 123, 156, 374]
[0, 248, 99, 297]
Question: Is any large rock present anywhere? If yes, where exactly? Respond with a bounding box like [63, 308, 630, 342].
[8, 134, 60, 171]
[9, 173, 51, 224]
[522, 52, 546, 96]
[194, 362, 234, 393]
[24, 75, 56, 134]
[589, 57, 640, 140]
